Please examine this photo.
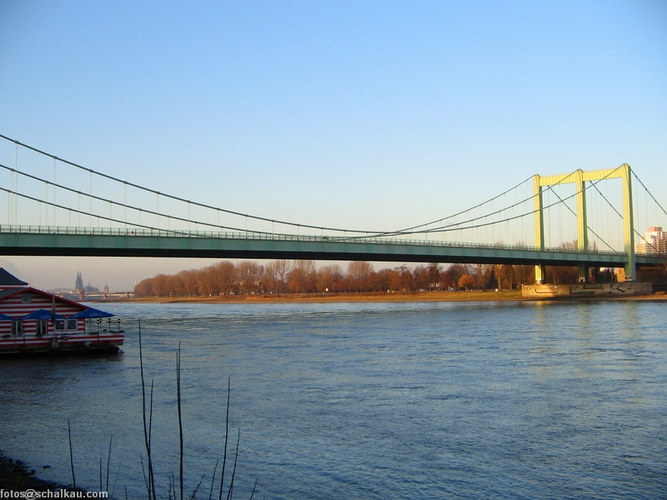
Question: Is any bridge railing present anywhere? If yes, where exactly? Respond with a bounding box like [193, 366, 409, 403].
[0, 224, 634, 257]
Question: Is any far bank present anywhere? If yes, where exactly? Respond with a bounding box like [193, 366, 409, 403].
[105, 289, 666, 305]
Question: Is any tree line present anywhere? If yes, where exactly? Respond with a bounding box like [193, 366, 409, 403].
[132, 260, 580, 298]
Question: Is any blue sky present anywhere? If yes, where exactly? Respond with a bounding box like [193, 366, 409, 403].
[1, 1, 666, 290]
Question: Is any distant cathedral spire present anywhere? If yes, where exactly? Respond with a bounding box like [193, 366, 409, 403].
[75, 271, 84, 291]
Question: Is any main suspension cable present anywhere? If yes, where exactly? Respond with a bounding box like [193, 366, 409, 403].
[0, 134, 548, 239]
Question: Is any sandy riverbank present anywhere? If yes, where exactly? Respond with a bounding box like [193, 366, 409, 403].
[121, 289, 666, 304]
[129, 290, 522, 303]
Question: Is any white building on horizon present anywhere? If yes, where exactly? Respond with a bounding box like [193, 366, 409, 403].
[636, 226, 667, 254]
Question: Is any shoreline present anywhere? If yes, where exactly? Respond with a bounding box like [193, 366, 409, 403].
[0, 452, 79, 494]
[109, 289, 666, 304]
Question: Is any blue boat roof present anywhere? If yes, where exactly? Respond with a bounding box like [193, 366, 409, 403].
[0, 268, 28, 287]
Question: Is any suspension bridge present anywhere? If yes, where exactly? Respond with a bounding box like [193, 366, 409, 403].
[1, 134, 665, 284]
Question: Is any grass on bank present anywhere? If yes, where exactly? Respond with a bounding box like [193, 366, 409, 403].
[130, 289, 526, 304]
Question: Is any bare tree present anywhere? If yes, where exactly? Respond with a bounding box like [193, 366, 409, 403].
[317, 264, 343, 292]
[391, 265, 414, 292]
[427, 263, 441, 291]
[237, 261, 263, 295]
[372, 268, 394, 292]
[134, 278, 153, 297]
[494, 264, 504, 290]
[475, 264, 484, 290]
[196, 266, 218, 296]
[514, 265, 534, 286]
[496, 264, 519, 290]
[264, 260, 291, 294]
[412, 265, 430, 291]
[458, 273, 476, 291]
[167, 274, 185, 296]
[179, 269, 199, 296]
[347, 261, 374, 291]
[288, 260, 317, 293]
[446, 264, 469, 289]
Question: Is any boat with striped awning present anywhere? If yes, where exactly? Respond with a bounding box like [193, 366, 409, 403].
[0, 268, 124, 355]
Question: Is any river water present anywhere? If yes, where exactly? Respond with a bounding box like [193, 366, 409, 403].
[0, 300, 665, 499]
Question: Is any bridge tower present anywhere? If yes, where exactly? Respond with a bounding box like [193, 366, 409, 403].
[532, 164, 635, 283]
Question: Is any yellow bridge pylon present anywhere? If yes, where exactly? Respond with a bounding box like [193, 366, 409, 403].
[533, 164, 635, 283]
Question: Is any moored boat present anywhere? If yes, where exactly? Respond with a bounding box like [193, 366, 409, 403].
[0, 268, 124, 355]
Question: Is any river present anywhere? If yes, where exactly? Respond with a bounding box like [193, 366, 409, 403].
[0, 300, 665, 499]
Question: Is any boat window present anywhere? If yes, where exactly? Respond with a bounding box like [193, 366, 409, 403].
[12, 320, 22, 336]
[36, 320, 47, 336]
[55, 319, 77, 331]
[22, 294, 31, 303]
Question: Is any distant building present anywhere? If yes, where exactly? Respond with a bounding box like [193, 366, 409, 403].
[75, 271, 84, 292]
[636, 226, 667, 254]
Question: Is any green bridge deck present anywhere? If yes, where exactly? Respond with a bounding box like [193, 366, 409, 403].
[1, 225, 663, 269]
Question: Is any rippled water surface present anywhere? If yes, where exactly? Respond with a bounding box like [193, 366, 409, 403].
[0, 300, 665, 499]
